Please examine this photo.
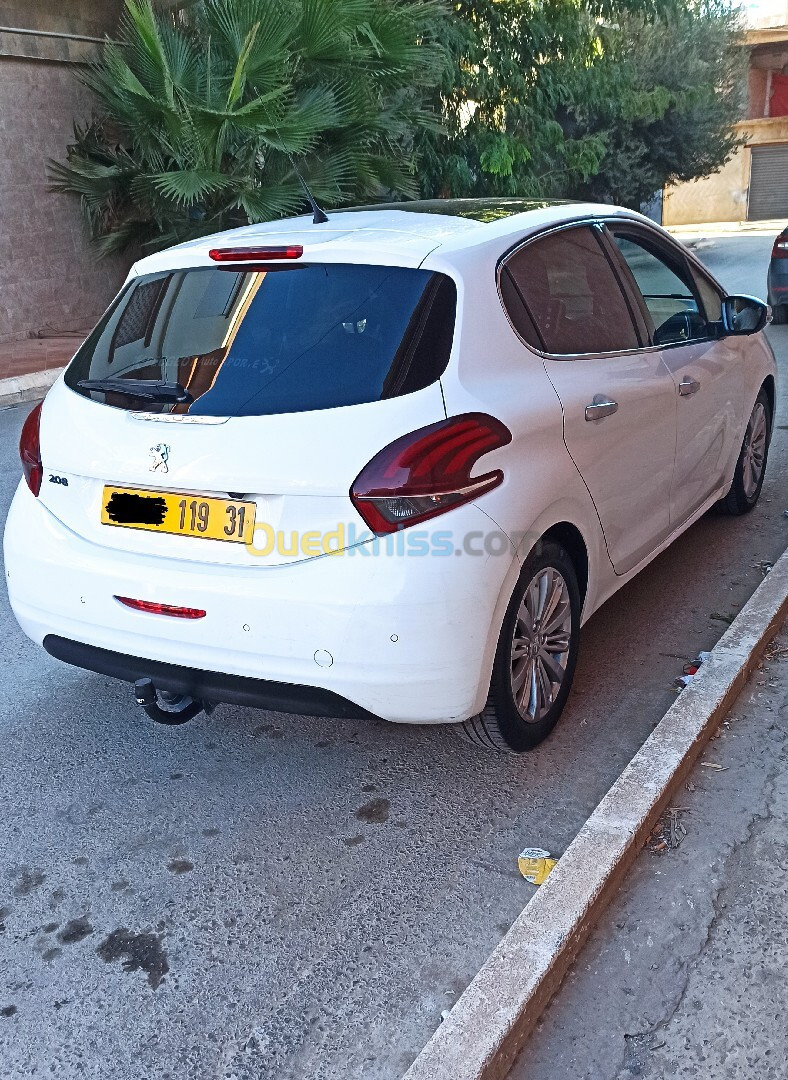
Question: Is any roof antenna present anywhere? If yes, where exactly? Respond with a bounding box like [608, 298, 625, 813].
[262, 102, 329, 225]
[295, 168, 329, 225]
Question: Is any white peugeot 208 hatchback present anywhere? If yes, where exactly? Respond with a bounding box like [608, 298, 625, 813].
[3, 200, 777, 752]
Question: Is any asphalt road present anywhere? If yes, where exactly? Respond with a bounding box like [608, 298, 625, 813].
[0, 232, 786, 1080]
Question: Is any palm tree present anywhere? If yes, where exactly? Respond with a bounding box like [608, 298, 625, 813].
[50, 0, 446, 256]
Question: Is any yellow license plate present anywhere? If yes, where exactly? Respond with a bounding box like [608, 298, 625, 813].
[101, 486, 256, 544]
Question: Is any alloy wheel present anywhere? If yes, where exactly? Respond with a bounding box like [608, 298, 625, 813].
[742, 400, 768, 499]
[510, 567, 572, 723]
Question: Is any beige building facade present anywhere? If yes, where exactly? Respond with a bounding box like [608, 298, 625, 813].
[664, 23, 788, 225]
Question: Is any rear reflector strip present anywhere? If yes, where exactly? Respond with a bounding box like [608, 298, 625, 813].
[115, 596, 206, 620]
[208, 246, 303, 262]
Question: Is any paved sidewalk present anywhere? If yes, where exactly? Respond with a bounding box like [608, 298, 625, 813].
[0, 335, 81, 383]
[508, 623, 788, 1080]
[0, 334, 82, 407]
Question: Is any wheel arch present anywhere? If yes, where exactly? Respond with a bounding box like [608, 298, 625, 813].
[462, 519, 590, 750]
[539, 521, 590, 606]
[470, 503, 607, 719]
[762, 374, 776, 424]
[509, 500, 607, 623]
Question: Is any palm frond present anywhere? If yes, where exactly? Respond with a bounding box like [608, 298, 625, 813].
[146, 168, 234, 205]
[123, 0, 176, 107]
[50, 0, 448, 254]
[231, 182, 305, 221]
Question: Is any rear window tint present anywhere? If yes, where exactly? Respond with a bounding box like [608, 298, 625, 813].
[501, 227, 639, 355]
[65, 264, 456, 417]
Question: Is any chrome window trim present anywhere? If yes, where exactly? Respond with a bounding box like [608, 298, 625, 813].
[614, 220, 728, 301]
[495, 214, 723, 361]
[604, 220, 726, 346]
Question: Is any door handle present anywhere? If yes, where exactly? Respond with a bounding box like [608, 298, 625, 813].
[584, 396, 619, 421]
[679, 377, 701, 396]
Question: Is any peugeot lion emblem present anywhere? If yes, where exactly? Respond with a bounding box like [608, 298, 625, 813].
[149, 443, 170, 474]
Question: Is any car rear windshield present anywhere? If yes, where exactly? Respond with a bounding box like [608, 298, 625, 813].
[65, 264, 456, 417]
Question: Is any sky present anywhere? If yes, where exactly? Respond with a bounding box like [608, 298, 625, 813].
[745, 0, 788, 28]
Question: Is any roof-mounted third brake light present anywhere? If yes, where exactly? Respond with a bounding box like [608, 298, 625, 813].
[208, 246, 304, 263]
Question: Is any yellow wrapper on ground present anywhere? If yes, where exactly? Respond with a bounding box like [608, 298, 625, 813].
[518, 847, 558, 885]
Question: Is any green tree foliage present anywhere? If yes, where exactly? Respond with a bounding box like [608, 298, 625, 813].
[563, 2, 746, 207]
[49, 0, 447, 255]
[418, 0, 745, 207]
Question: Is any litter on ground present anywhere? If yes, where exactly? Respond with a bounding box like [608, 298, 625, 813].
[673, 650, 712, 690]
[646, 808, 688, 855]
[764, 640, 788, 662]
[518, 847, 558, 884]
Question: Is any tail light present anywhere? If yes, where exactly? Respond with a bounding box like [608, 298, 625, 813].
[771, 237, 788, 259]
[19, 402, 43, 497]
[350, 413, 512, 535]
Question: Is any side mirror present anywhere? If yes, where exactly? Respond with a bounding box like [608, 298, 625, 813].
[653, 309, 708, 347]
[722, 294, 770, 336]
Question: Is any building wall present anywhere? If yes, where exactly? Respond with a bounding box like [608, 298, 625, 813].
[663, 27, 788, 226]
[0, 0, 128, 343]
[0, 1, 123, 41]
[748, 65, 769, 120]
[663, 115, 788, 225]
[663, 149, 750, 226]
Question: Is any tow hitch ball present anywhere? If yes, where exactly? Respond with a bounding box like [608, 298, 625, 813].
[134, 678, 214, 726]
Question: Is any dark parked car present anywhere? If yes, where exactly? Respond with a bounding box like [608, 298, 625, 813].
[767, 226, 788, 324]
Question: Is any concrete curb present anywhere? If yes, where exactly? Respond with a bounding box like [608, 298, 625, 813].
[665, 220, 784, 236]
[0, 367, 63, 410]
[402, 549, 788, 1080]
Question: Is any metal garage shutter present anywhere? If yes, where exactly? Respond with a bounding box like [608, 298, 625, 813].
[748, 145, 788, 220]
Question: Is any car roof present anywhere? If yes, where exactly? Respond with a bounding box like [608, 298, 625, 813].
[341, 197, 572, 222]
[132, 198, 651, 277]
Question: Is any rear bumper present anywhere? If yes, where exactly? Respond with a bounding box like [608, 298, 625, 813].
[4, 482, 518, 724]
[43, 635, 377, 719]
[767, 261, 788, 302]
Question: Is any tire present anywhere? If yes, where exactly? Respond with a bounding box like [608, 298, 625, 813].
[719, 388, 772, 516]
[458, 541, 581, 753]
[771, 304, 788, 325]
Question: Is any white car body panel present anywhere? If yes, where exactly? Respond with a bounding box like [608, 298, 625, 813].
[132, 211, 481, 277]
[423, 245, 614, 613]
[37, 374, 446, 567]
[660, 336, 744, 526]
[542, 350, 677, 576]
[3, 201, 778, 726]
[5, 482, 518, 723]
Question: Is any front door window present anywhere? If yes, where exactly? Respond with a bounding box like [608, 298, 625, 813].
[611, 235, 708, 346]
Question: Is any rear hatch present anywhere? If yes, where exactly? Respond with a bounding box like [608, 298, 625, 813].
[40, 259, 456, 567]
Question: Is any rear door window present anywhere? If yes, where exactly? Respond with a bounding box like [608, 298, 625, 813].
[65, 264, 456, 417]
[500, 226, 640, 355]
